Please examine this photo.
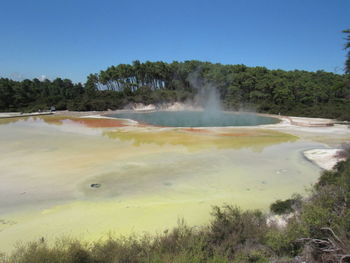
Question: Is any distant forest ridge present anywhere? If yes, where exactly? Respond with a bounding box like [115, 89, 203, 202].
[0, 60, 349, 120]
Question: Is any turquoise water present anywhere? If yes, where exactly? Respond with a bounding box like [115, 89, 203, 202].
[107, 111, 279, 127]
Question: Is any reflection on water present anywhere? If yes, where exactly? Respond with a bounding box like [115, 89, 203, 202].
[0, 115, 128, 128]
[107, 111, 279, 127]
[0, 115, 321, 252]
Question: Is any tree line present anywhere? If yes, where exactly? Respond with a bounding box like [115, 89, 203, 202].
[1, 61, 349, 119]
[1, 29, 349, 119]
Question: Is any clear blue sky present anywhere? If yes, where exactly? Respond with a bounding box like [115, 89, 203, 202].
[0, 0, 349, 83]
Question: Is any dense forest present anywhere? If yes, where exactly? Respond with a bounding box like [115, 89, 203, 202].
[1, 30, 350, 120]
[1, 61, 349, 120]
[1, 30, 350, 263]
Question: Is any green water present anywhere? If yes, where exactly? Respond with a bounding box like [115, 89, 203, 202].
[107, 111, 279, 127]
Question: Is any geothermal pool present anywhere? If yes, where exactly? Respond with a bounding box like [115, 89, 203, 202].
[0, 113, 347, 252]
[107, 111, 279, 127]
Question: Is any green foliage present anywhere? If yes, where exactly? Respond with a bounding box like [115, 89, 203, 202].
[2, 63, 350, 262]
[270, 200, 294, 215]
[233, 249, 270, 263]
[208, 206, 267, 251]
[270, 195, 302, 215]
[2, 151, 350, 263]
[265, 218, 308, 257]
[343, 29, 350, 75]
[1, 61, 350, 120]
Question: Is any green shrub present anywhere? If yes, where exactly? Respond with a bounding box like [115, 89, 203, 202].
[265, 219, 307, 257]
[2, 153, 350, 263]
[207, 205, 267, 259]
[270, 195, 302, 215]
[233, 249, 270, 263]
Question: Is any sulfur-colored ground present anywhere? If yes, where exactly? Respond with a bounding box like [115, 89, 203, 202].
[0, 113, 349, 253]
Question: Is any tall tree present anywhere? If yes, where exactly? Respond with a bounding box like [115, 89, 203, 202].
[343, 29, 350, 75]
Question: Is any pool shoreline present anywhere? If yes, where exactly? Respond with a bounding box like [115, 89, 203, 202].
[0, 110, 349, 253]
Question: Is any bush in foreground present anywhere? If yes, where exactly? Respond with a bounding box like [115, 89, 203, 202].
[1, 153, 350, 263]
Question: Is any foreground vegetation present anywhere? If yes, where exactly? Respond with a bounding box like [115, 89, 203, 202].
[1, 151, 349, 263]
[1, 29, 350, 262]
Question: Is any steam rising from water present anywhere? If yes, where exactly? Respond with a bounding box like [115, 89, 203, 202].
[187, 70, 223, 121]
[126, 68, 261, 119]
